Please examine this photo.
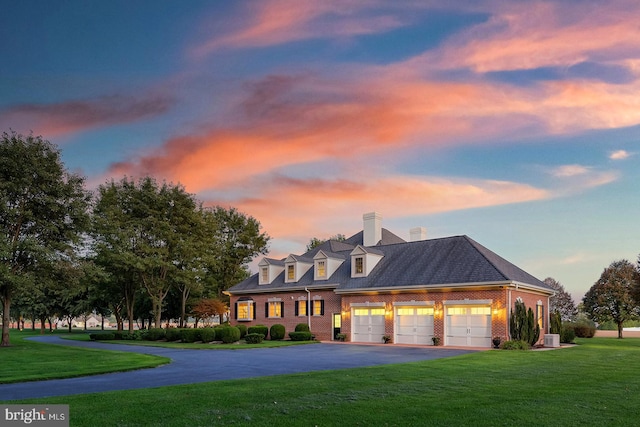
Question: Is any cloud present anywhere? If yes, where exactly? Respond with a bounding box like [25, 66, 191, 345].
[191, 0, 407, 58]
[551, 164, 590, 177]
[609, 149, 631, 160]
[0, 94, 173, 139]
[547, 164, 618, 195]
[420, 0, 640, 73]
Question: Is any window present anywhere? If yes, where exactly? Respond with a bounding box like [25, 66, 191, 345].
[296, 300, 307, 316]
[470, 307, 491, 315]
[317, 261, 326, 278]
[312, 300, 324, 316]
[267, 301, 283, 318]
[537, 302, 544, 330]
[287, 265, 295, 280]
[355, 257, 364, 274]
[236, 301, 254, 321]
[260, 267, 268, 283]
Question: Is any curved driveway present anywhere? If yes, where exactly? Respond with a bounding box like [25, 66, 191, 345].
[0, 336, 477, 400]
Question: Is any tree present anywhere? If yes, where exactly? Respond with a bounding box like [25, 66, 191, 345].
[92, 177, 205, 329]
[206, 207, 269, 298]
[583, 260, 640, 339]
[192, 298, 228, 327]
[544, 277, 578, 321]
[0, 132, 89, 346]
[306, 234, 346, 251]
[509, 299, 540, 346]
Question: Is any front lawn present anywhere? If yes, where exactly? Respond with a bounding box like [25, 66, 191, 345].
[0, 330, 169, 384]
[12, 337, 640, 426]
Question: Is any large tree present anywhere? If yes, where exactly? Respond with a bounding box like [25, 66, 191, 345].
[544, 277, 577, 321]
[0, 132, 89, 346]
[92, 177, 205, 328]
[583, 260, 640, 339]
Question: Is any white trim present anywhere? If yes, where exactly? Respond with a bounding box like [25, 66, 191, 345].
[393, 300, 435, 306]
[443, 299, 492, 306]
[350, 302, 385, 307]
[267, 297, 282, 302]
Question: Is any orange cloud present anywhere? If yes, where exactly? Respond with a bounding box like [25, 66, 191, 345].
[422, 0, 640, 72]
[0, 94, 173, 139]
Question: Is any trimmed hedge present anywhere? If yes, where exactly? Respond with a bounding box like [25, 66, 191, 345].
[145, 328, 166, 341]
[295, 323, 310, 332]
[219, 326, 241, 343]
[270, 324, 286, 340]
[165, 328, 182, 342]
[200, 327, 216, 343]
[501, 340, 530, 350]
[180, 328, 200, 343]
[248, 325, 269, 338]
[89, 333, 116, 341]
[245, 333, 265, 344]
[289, 331, 313, 341]
[235, 324, 248, 338]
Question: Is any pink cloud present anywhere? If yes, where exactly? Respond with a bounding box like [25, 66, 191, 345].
[0, 94, 173, 139]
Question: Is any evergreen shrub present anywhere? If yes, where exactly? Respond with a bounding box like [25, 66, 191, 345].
[289, 331, 312, 341]
[295, 323, 310, 332]
[501, 340, 530, 350]
[180, 328, 200, 343]
[200, 328, 216, 343]
[145, 328, 166, 341]
[235, 324, 247, 338]
[165, 328, 182, 342]
[219, 326, 241, 343]
[270, 324, 286, 340]
[561, 325, 576, 343]
[248, 325, 269, 338]
[244, 333, 265, 344]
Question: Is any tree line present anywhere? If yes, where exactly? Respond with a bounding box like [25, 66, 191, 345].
[0, 131, 269, 346]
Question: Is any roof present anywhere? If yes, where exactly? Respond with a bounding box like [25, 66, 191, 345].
[228, 235, 551, 295]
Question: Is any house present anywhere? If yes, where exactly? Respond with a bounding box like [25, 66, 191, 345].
[227, 212, 553, 347]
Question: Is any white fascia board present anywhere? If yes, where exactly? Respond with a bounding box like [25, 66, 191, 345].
[335, 281, 513, 294]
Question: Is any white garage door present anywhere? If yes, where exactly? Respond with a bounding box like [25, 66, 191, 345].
[352, 307, 385, 343]
[395, 307, 434, 345]
[446, 306, 491, 347]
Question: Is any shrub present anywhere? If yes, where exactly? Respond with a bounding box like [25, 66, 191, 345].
[248, 325, 269, 338]
[295, 323, 310, 332]
[509, 300, 540, 346]
[572, 319, 596, 338]
[145, 328, 166, 341]
[180, 328, 200, 343]
[270, 324, 286, 340]
[501, 340, 530, 350]
[164, 328, 182, 342]
[90, 333, 116, 341]
[289, 331, 312, 341]
[244, 333, 265, 344]
[235, 324, 248, 338]
[561, 325, 576, 343]
[550, 311, 562, 335]
[200, 327, 216, 343]
[219, 326, 241, 343]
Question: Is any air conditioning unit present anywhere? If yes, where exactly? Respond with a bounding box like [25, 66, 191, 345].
[544, 334, 560, 348]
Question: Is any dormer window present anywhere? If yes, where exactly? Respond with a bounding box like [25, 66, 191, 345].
[287, 265, 295, 280]
[284, 255, 313, 283]
[355, 257, 364, 275]
[261, 267, 268, 283]
[317, 261, 326, 278]
[258, 258, 284, 285]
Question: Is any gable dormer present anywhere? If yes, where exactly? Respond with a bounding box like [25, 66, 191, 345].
[313, 250, 345, 281]
[258, 258, 285, 285]
[350, 245, 384, 278]
[284, 255, 313, 283]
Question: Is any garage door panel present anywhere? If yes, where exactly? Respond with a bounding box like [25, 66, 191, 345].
[352, 308, 385, 343]
[394, 307, 434, 345]
[446, 306, 492, 347]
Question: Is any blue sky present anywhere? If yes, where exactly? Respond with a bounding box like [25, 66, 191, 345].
[2, 0, 639, 301]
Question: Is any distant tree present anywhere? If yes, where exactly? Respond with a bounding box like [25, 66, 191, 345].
[192, 298, 228, 327]
[0, 131, 89, 346]
[544, 277, 578, 321]
[306, 234, 346, 251]
[583, 260, 640, 339]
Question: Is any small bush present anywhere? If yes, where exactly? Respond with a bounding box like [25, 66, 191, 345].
[245, 333, 265, 344]
[145, 328, 166, 341]
[219, 326, 241, 343]
[295, 323, 310, 332]
[561, 325, 576, 343]
[289, 331, 313, 341]
[572, 321, 596, 338]
[200, 327, 216, 343]
[235, 324, 248, 338]
[90, 333, 116, 341]
[270, 324, 286, 340]
[164, 328, 181, 342]
[180, 328, 200, 343]
[501, 340, 530, 350]
[248, 325, 269, 338]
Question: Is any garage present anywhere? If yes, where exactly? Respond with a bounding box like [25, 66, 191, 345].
[445, 305, 492, 347]
[352, 307, 386, 343]
[394, 306, 434, 345]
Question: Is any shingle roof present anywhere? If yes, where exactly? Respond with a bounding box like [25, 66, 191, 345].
[228, 235, 551, 294]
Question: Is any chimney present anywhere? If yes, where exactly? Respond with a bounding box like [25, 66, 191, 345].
[410, 226, 428, 242]
[363, 212, 382, 246]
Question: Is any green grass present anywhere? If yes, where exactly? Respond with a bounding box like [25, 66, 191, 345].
[63, 332, 318, 349]
[0, 330, 169, 384]
[9, 337, 640, 426]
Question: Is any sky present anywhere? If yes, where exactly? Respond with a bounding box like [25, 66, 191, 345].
[1, 0, 639, 302]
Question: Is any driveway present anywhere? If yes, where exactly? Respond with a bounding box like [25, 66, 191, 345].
[0, 336, 477, 400]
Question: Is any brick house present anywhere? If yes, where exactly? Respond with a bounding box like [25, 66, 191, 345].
[227, 213, 553, 347]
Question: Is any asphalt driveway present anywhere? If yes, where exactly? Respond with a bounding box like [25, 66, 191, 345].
[0, 336, 477, 400]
